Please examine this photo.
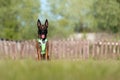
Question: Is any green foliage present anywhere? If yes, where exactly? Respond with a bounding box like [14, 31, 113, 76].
[48, 18, 74, 39]
[0, 0, 40, 40]
[0, 0, 120, 40]
[44, 0, 98, 39]
[93, 0, 120, 33]
[0, 60, 120, 80]
[46, 0, 120, 37]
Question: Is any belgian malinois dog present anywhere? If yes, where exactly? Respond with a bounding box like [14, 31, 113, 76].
[36, 19, 49, 60]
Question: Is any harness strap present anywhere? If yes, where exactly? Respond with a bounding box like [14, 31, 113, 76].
[37, 39, 48, 54]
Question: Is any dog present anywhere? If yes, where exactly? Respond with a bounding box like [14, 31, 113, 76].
[36, 19, 49, 60]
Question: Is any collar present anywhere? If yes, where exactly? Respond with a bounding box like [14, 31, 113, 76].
[37, 38, 48, 43]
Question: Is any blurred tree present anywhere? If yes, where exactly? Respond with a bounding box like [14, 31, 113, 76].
[47, 0, 94, 36]
[45, 0, 120, 38]
[93, 0, 120, 33]
[48, 18, 74, 39]
[0, 0, 40, 40]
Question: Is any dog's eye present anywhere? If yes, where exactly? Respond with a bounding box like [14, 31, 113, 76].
[38, 29, 48, 34]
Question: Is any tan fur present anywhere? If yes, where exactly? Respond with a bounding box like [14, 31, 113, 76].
[36, 41, 49, 60]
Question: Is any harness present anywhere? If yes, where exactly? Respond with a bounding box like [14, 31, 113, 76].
[37, 39, 48, 54]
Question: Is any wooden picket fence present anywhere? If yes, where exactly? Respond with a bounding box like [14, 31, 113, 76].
[0, 39, 36, 59]
[0, 39, 120, 59]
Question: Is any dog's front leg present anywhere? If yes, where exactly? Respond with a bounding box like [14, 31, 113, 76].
[45, 41, 49, 60]
[38, 48, 42, 60]
[36, 42, 41, 60]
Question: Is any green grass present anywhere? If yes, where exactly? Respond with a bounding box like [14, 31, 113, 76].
[0, 59, 120, 80]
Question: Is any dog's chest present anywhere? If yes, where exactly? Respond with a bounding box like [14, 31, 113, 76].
[37, 39, 48, 54]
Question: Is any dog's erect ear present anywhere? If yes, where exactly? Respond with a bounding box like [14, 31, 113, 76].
[45, 19, 48, 28]
[37, 19, 41, 28]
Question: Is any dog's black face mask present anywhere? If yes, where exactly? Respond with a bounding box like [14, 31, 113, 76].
[37, 19, 48, 40]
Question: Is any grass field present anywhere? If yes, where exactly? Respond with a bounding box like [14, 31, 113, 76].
[0, 59, 120, 80]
